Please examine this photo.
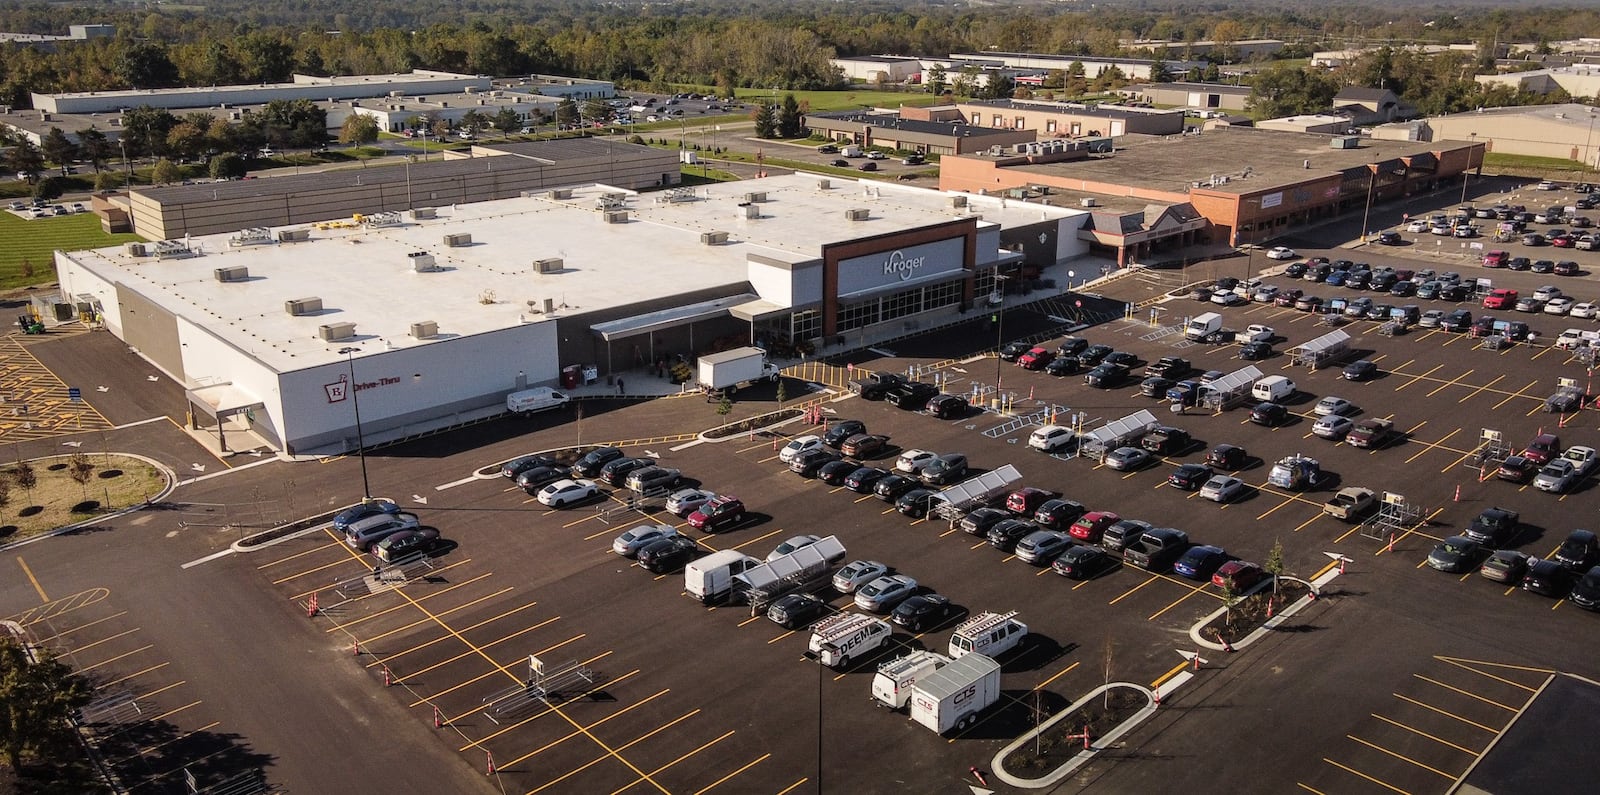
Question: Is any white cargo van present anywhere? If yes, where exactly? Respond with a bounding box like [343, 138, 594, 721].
[506, 387, 570, 415]
[1251, 375, 1295, 402]
[806, 613, 892, 668]
[948, 611, 1028, 659]
[1185, 312, 1223, 342]
[841, 144, 864, 158]
[683, 549, 759, 604]
[871, 651, 951, 709]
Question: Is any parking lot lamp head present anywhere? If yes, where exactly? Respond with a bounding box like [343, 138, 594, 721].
[337, 346, 372, 501]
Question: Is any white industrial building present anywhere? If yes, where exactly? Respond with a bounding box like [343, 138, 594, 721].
[31, 69, 492, 115]
[55, 175, 1092, 455]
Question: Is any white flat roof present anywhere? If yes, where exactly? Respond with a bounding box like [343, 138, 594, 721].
[63, 174, 1082, 373]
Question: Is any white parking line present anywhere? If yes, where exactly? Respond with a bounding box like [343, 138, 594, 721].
[435, 476, 477, 491]
[180, 549, 236, 570]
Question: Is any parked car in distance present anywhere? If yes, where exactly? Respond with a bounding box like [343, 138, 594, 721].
[766, 593, 830, 630]
[537, 479, 600, 508]
[833, 560, 891, 594]
[925, 394, 969, 419]
[636, 536, 700, 573]
[1105, 446, 1151, 471]
[778, 435, 824, 464]
[1173, 545, 1230, 581]
[1522, 558, 1573, 597]
[1169, 463, 1214, 491]
[1052, 545, 1119, 580]
[666, 488, 715, 517]
[841, 433, 890, 458]
[854, 574, 918, 612]
[891, 593, 954, 631]
[612, 524, 680, 557]
[1032, 498, 1086, 530]
[1212, 560, 1265, 592]
[1427, 536, 1484, 573]
[1200, 475, 1246, 503]
[333, 499, 401, 531]
[1479, 549, 1530, 584]
[373, 528, 442, 563]
[687, 495, 746, 531]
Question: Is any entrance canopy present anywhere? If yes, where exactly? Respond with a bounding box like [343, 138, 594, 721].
[590, 293, 760, 342]
[186, 382, 266, 421]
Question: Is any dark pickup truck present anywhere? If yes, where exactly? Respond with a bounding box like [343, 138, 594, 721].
[1123, 528, 1191, 572]
[848, 372, 905, 400]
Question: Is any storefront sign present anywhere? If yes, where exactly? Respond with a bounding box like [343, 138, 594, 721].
[837, 237, 965, 296]
[1259, 192, 1284, 210]
[324, 372, 401, 403]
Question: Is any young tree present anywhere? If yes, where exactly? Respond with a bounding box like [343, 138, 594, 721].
[776, 93, 803, 138]
[555, 97, 580, 129]
[339, 114, 380, 146]
[94, 170, 120, 191]
[11, 461, 35, 503]
[752, 103, 777, 138]
[924, 64, 947, 96]
[151, 158, 181, 185]
[459, 109, 488, 137]
[208, 153, 245, 181]
[0, 638, 94, 769]
[75, 126, 112, 173]
[716, 394, 733, 417]
[1264, 538, 1286, 595]
[775, 379, 787, 408]
[0, 474, 10, 510]
[40, 128, 76, 174]
[68, 452, 94, 498]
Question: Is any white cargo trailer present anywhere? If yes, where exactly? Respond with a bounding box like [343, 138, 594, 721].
[909, 653, 1002, 734]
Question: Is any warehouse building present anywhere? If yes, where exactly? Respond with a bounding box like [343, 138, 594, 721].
[118, 139, 681, 240]
[56, 175, 1092, 455]
[956, 98, 1186, 137]
[32, 69, 491, 115]
[940, 126, 1484, 261]
[1133, 82, 1253, 112]
[949, 51, 1205, 82]
[804, 111, 1036, 155]
[1417, 103, 1600, 169]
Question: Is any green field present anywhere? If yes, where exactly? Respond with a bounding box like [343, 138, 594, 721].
[1483, 152, 1594, 174]
[0, 212, 142, 289]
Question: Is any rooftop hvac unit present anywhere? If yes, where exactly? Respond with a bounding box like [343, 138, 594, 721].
[700, 231, 730, 245]
[845, 208, 870, 221]
[603, 210, 628, 223]
[817, 179, 832, 190]
[739, 203, 760, 219]
[410, 321, 439, 339]
[408, 252, 439, 272]
[277, 229, 311, 242]
[549, 188, 573, 200]
[542, 297, 555, 314]
[411, 207, 437, 220]
[285, 297, 323, 316]
[535, 258, 564, 274]
[214, 266, 249, 283]
[443, 232, 472, 247]
[318, 322, 357, 342]
[125, 242, 148, 257]
[364, 211, 401, 228]
[1330, 135, 1361, 149]
[949, 195, 968, 208]
[1080, 198, 1097, 208]
[743, 191, 768, 203]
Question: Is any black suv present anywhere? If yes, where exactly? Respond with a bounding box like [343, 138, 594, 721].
[1554, 530, 1599, 570]
[925, 394, 969, 419]
[1147, 356, 1191, 379]
[790, 447, 841, 477]
[886, 381, 939, 410]
[823, 420, 867, 448]
[1464, 507, 1521, 548]
[919, 454, 969, 486]
[599, 456, 652, 487]
[572, 446, 624, 478]
[960, 507, 1010, 536]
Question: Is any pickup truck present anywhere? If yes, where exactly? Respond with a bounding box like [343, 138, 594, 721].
[1346, 418, 1394, 449]
[1323, 487, 1376, 521]
[1122, 527, 1190, 572]
[849, 372, 905, 400]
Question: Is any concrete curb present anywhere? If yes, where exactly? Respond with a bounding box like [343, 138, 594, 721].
[0, 452, 178, 554]
[1188, 573, 1331, 652]
[991, 683, 1157, 789]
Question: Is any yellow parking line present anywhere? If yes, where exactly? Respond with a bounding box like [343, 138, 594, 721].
[606, 731, 736, 795]
[1391, 695, 1497, 733]
[69, 627, 141, 654]
[1292, 513, 1323, 533]
[1492, 380, 1540, 410]
[1458, 374, 1506, 404]
[399, 623, 571, 691]
[98, 662, 169, 689]
[354, 585, 512, 642]
[1147, 581, 1210, 622]
[730, 529, 784, 551]
[1432, 655, 1556, 675]
[1405, 429, 1459, 463]
[1321, 758, 1412, 794]
[16, 557, 47, 602]
[1255, 496, 1297, 521]
[1346, 734, 1456, 779]
[122, 722, 221, 762]
[256, 540, 344, 568]
[1370, 714, 1479, 755]
[693, 753, 770, 795]
[449, 658, 627, 737]
[1425, 369, 1475, 397]
[1151, 660, 1190, 689]
[493, 691, 677, 768]
[1432, 658, 1541, 693]
[366, 601, 542, 668]
[1413, 674, 1517, 710]
[333, 575, 498, 632]
[1107, 575, 1159, 606]
[1031, 661, 1081, 692]
[1394, 364, 1443, 391]
[147, 699, 203, 724]
[775, 779, 810, 795]
[79, 645, 153, 672]
[1296, 784, 1328, 794]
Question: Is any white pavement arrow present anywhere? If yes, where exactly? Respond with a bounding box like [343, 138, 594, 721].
[969, 788, 995, 795]
[821, 407, 838, 415]
[249, 450, 263, 457]
[643, 450, 660, 459]
[952, 367, 968, 374]
[190, 463, 206, 472]
[1324, 551, 1352, 563]
[412, 495, 429, 505]
[60, 441, 82, 448]
[96, 386, 109, 392]
[147, 376, 160, 381]
[1178, 649, 1208, 666]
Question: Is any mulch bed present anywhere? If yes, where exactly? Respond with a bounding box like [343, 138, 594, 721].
[701, 408, 806, 439]
[1001, 686, 1146, 773]
[1202, 578, 1313, 645]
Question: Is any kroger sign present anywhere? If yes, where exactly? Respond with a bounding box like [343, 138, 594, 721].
[836, 237, 965, 296]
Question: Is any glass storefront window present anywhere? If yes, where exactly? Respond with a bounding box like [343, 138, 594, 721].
[790, 309, 821, 342]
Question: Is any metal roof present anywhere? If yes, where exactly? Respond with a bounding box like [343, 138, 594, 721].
[1288, 329, 1352, 357]
[1082, 409, 1160, 445]
[1202, 365, 1265, 396]
[932, 464, 1022, 508]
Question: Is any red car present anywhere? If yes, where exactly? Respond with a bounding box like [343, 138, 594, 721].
[1522, 433, 1561, 466]
[1482, 250, 1509, 268]
[1482, 288, 1518, 310]
[1018, 347, 1055, 370]
[1005, 487, 1055, 515]
[1212, 560, 1266, 592]
[687, 495, 745, 532]
[1068, 510, 1120, 543]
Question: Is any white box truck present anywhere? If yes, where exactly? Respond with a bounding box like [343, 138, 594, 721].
[871, 651, 951, 709]
[683, 549, 759, 604]
[696, 347, 780, 393]
[1184, 312, 1223, 342]
[909, 653, 1002, 734]
[506, 387, 570, 415]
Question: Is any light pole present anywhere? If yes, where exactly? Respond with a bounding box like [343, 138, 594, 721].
[1461, 133, 1477, 206]
[337, 346, 372, 501]
[992, 272, 1010, 400]
[1360, 168, 1377, 242]
[118, 138, 132, 186]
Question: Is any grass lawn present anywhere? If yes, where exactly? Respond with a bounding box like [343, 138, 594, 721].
[0, 453, 167, 541]
[0, 212, 142, 289]
[1483, 152, 1594, 175]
